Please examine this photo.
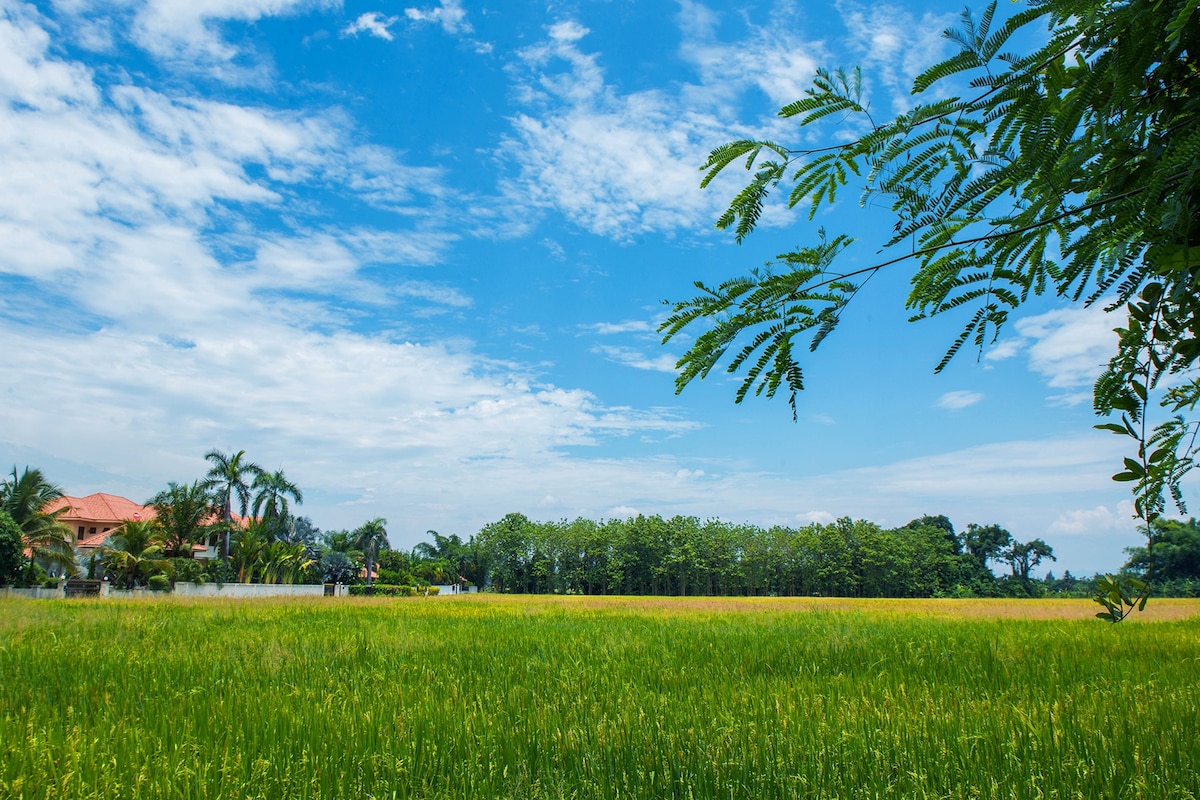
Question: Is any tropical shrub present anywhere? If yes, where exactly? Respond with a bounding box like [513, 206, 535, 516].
[0, 509, 24, 585]
[349, 584, 413, 597]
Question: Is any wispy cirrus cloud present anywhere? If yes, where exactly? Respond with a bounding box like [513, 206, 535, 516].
[498, 5, 824, 241]
[837, 1, 956, 111]
[583, 320, 657, 335]
[49, 0, 337, 81]
[936, 390, 983, 410]
[592, 344, 679, 373]
[499, 21, 734, 241]
[676, 0, 823, 111]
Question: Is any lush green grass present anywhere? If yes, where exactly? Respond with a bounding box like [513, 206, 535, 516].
[1, 596, 1197, 799]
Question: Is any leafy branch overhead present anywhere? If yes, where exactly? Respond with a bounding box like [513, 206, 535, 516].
[662, 0, 1200, 537]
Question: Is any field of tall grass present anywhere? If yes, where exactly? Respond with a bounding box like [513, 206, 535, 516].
[1, 595, 1197, 799]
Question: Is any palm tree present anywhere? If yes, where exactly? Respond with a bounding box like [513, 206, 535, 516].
[100, 519, 171, 589]
[354, 518, 389, 587]
[0, 466, 76, 577]
[202, 449, 262, 562]
[150, 481, 214, 558]
[260, 541, 314, 584]
[230, 520, 271, 583]
[251, 468, 303, 537]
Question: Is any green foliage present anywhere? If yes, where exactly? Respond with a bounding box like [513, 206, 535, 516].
[354, 518, 388, 587]
[99, 519, 172, 589]
[147, 574, 171, 592]
[320, 549, 357, 584]
[0, 466, 76, 576]
[251, 468, 303, 536]
[1093, 573, 1150, 622]
[469, 512, 1051, 598]
[0, 509, 25, 585]
[202, 449, 262, 561]
[150, 480, 214, 558]
[662, 0, 1200, 610]
[169, 557, 207, 584]
[348, 583, 415, 597]
[1123, 517, 1200, 581]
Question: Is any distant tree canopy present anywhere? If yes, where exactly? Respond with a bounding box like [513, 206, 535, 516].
[472, 512, 1051, 598]
[1124, 518, 1200, 581]
[661, 0, 1200, 534]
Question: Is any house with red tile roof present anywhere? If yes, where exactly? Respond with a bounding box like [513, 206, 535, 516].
[46, 492, 245, 562]
[46, 493, 156, 554]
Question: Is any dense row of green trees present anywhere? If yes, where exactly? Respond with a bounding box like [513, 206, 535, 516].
[7, 458, 1200, 598]
[470, 513, 1058, 598]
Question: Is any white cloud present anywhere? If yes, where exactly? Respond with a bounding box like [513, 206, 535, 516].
[608, 505, 640, 518]
[404, 0, 471, 34]
[343, 12, 399, 41]
[676, 0, 822, 110]
[837, 1, 956, 112]
[502, 22, 748, 240]
[797, 510, 836, 525]
[1016, 306, 1118, 388]
[979, 306, 1120, 403]
[1049, 501, 1136, 535]
[592, 345, 679, 373]
[936, 390, 983, 410]
[983, 338, 1022, 362]
[497, 2, 839, 241]
[831, 436, 1126, 499]
[52, 0, 336, 79]
[585, 320, 657, 335]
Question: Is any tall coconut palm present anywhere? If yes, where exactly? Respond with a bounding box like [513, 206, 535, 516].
[0, 466, 76, 577]
[251, 468, 303, 537]
[202, 449, 262, 562]
[150, 481, 214, 558]
[354, 518, 388, 587]
[100, 518, 171, 589]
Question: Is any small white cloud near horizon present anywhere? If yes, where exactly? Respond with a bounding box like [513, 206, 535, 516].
[1049, 501, 1136, 535]
[343, 12, 400, 41]
[798, 510, 836, 525]
[936, 390, 983, 410]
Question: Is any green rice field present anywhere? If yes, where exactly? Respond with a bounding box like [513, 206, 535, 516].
[1, 595, 1198, 799]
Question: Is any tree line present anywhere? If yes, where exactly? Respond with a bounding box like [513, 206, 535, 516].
[7, 458, 1200, 598]
[468, 513, 1061, 598]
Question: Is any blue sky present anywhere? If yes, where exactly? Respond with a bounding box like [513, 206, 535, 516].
[0, 0, 1169, 574]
